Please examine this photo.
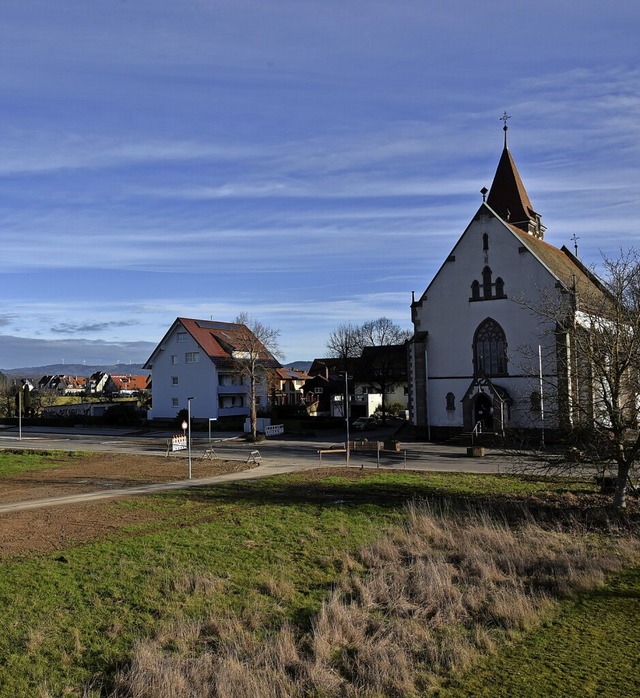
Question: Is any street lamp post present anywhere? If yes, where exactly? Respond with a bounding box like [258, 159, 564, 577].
[18, 386, 22, 442]
[344, 373, 350, 466]
[187, 396, 196, 479]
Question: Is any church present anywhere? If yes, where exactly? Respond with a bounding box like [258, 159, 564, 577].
[408, 119, 606, 440]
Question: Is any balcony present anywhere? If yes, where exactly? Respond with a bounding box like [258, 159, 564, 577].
[217, 384, 247, 395]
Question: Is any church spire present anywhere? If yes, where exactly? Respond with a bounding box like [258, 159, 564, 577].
[486, 114, 545, 239]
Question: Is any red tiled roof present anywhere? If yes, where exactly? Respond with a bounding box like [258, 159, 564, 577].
[506, 222, 611, 314]
[180, 318, 280, 365]
[109, 375, 148, 391]
[146, 318, 281, 368]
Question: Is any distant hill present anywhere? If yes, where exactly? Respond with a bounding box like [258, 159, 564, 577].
[0, 363, 147, 379]
[284, 361, 312, 372]
[0, 361, 311, 379]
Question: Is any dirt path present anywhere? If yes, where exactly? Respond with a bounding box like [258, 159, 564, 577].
[0, 452, 273, 557]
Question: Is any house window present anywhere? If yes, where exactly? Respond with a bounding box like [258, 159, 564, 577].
[171, 397, 179, 408]
[446, 392, 456, 411]
[482, 266, 492, 298]
[176, 332, 187, 343]
[171, 376, 179, 386]
[185, 351, 200, 364]
[474, 318, 508, 376]
[171, 354, 178, 365]
[483, 233, 489, 251]
[314, 387, 323, 394]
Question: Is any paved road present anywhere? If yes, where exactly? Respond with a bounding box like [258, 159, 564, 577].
[0, 425, 513, 513]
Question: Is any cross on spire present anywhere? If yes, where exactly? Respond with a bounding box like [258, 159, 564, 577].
[571, 233, 580, 257]
[500, 111, 511, 148]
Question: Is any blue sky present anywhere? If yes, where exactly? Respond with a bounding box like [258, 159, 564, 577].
[1, 1, 639, 369]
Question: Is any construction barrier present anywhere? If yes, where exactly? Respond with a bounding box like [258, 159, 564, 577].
[166, 434, 187, 456]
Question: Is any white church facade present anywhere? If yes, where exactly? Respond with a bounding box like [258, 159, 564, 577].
[408, 123, 604, 439]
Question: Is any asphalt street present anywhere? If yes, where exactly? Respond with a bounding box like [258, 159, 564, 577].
[0, 424, 517, 513]
[0, 424, 509, 472]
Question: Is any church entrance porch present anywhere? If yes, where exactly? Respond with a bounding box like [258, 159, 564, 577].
[462, 378, 511, 435]
[474, 394, 494, 431]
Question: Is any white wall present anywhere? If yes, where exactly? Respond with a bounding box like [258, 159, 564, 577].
[413, 210, 560, 429]
[148, 323, 220, 420]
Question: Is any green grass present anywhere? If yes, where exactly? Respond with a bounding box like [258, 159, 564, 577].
[0, 458, 636, 696]
[442, 566, 640, 697]
[0, 449, 86, 477]
[0, 477, 404, 695]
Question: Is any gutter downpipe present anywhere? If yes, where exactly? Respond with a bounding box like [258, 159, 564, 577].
[424, 341, 431, 442]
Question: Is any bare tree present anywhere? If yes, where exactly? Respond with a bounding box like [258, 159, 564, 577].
[520, 249, 640, 508]
[233, 313, 283, 441]
[359, 317, 412, 348]
[326, 318, 411, 424]
[358, 318, 412, 424]
[326, 323, 363, 372]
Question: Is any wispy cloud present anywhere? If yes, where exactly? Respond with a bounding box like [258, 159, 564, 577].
[50, 320, 138, 335]
[0, 3, 638, 368]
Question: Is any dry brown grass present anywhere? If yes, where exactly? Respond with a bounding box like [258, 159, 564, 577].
[114, 500, 639, 697]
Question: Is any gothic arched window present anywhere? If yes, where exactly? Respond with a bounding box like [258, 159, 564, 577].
[483, 233, 489, 251]
[471, 279, 480, 300]
[474, 318, 508, 376]
[482, 266, 492, 298]
[495, 277, 505, 297]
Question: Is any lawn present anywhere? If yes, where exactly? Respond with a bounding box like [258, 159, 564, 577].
[0, 454, 637, 697]
[442, 566, 640, 697]
[0, 449, 81, 477]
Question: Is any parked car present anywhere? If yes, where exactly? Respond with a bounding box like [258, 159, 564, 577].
[352, 416, 378, 431]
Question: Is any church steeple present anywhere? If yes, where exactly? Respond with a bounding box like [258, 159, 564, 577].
[486, 114, 545, 239]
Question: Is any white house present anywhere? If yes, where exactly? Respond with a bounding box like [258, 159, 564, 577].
[409, 125, 607, 439]
[144, 317, 281, 421]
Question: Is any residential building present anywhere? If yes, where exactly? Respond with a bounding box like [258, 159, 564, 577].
[88, 371, 110, 394]
[272, 367, 309, 406]
[103, 374, 149, 396]
[304, 353, 408, 419]
[144, 317, 281, 420]
[37, 375, 87, 395]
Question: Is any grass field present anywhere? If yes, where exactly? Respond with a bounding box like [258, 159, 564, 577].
[0, 449, 84, 477]
[0, 453, 638, 696]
